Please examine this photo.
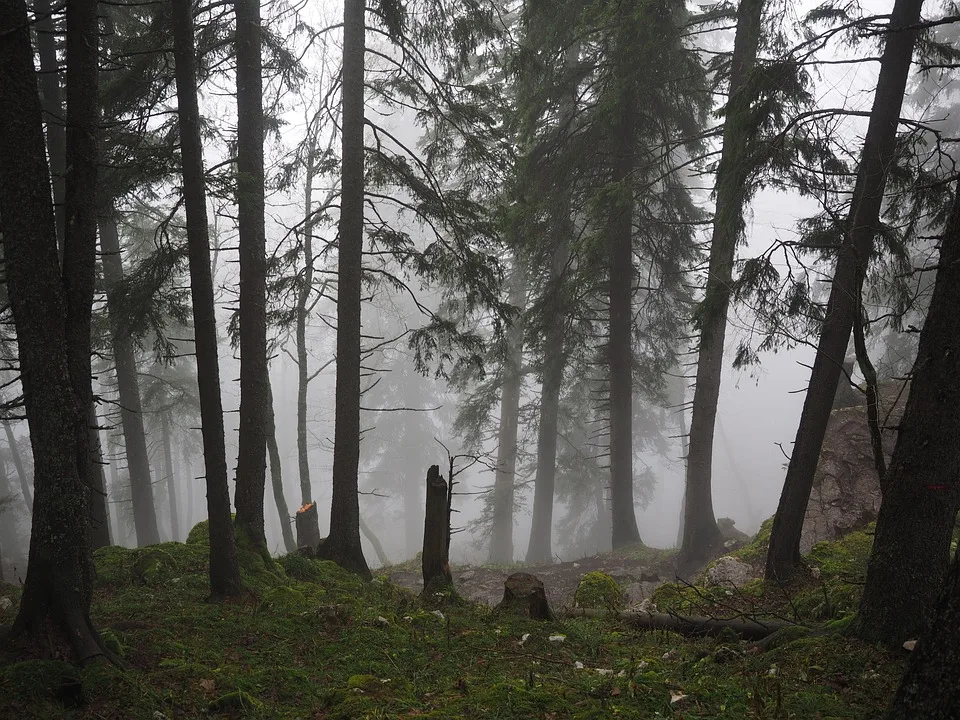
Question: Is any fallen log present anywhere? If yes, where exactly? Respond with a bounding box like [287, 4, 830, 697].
[563, 608, 799, 641]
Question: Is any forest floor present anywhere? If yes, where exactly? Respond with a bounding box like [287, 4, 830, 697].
[0, 522, 908, 719]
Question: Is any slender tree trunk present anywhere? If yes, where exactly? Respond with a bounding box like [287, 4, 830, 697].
[765, 0, 925, 582]
[182, 441, 194, 533]
[107, 432, 124, 546]
[681, 0, 764, 570]
[87, 403, 111, 549]
[98, 216, 161, 546]
[677, 404, 690, 548]
[160, 411, 180, 543]
[233, 0, 270, 554]
[884, 544, 960, 719]
[170, 0, 242, 597]
[0, 0, 103, 661]
[3, 420, 32, 512]
[359, 516, 390, 567]
[608, 94, 641, 549]
[318, 0, 371, 579]
[854, 180, 960, 647]
[266, 380, 296, 553]
[490, 265, 525, 564]
[297, 137, 317, 506]
[32, 0, 66, 257]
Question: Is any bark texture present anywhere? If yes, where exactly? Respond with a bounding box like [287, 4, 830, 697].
[681, 0, 764, 570]
[884, 546, 960, 719]
[233, 0, 270, 554]
[266, 381, 296, 553]
[297, 137, 317, 506]
[99, 216, 161, 546]
[855, 180, 960, 646]
[87, 404, 111, 549]
[765, 0, 924, 581]
[490, 267, 524, 564]
[318, 0, 371, 579]
[0, 0, 102, 661]
[608, 94, 641, 549]
[160, 410, 179, 542]
[421, 465, 453, 594]
[170, 0, 242, 597]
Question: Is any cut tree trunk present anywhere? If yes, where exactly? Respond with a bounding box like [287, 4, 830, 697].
[98, 215, 161, 547]
[0, 0, 104, 661]
[765, 0, 925, 582]
[490, 264, 525, 564]
[233, 0, 270, 555]
[883, 545, 960, 719]
[565, 608, 796, 641]
[608, 92, 641, 549]
[318, 0, 371, 580]
[266, 380, 296, 553]
[170, 0, 242, 597]
[681, 0, 764, 571]
[496, 572, 552, 620]
[295, 502, 321, 552]
[854, 179, 960, 647]
[422, 465, 453, 594]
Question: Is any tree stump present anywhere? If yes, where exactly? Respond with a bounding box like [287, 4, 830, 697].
[496, 572, 553, 620]
[295, 502, 321, 552]
[421, 464, 453, 595]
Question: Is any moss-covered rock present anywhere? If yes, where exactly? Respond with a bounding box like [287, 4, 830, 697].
[93, 544, 136, 586]
[209, 689, 263, 714]
[186, 519, 211, 546]
[574, 571, 624, 611]
[131, 547, 179, 585]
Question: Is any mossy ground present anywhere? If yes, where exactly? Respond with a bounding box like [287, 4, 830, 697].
[0, 523, 905, 719]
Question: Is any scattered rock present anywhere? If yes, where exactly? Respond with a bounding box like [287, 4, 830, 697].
[458, 570, 477, 582]
[704, 556, 754, 587]
[0, 597, 12, 611]
[903, 639, 917, 652]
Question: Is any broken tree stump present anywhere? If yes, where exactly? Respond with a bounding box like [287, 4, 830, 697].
[295, 501, 321, 552]
[496, 572, 553, 620]
[421, 464, 453, 596]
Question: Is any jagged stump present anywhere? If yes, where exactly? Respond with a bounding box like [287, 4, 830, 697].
[295, 502, 321, 553]
[496, 572, 553, 620]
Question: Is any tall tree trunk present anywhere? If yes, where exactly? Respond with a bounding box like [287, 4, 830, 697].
[3, 420, 32, 512]
[233, 0, 270, 554]
[170, 0, 242, 597]
[182, 441, 194, 533]
[765, 0, 924, 581]
[0, 0, 103, 661]
[490, 265, 525, 564]
[87, 403, 111, 549]
[681, 0, 764, 570]
[854, 180, 960, 646]
[32, 0, 66, 257]
[677, 405, 690, 548]
[608, 94, 641, 549]
[297, 137, 317, 506]
[99, 216, 161, 547]
[884, 543, 960, 719]
[526, 251, 566, 563]
[160, 410, 180, 543]
[266, 380, 296, 553]
[318, 0, 371, 579]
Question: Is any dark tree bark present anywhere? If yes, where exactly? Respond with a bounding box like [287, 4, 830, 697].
[295, 502, 321, 551]
[422, 465, 453, 594]
[608, 95, 641, 549]
[32, 0, 67, 256]
[297, 137, 317, 507]
[318, 0, 371, 579]
[526, 247, 567, 563]
[170, 0, 242, 597]
[3, 420, 33, 512]
[160, 410, 179, 543]
[87, 403, 111, 549]
[884, 545, 960, 719]
[266, 380, 296, 553]
[496, 572, 552, 620]
[765, 0, 924, 581]
[490, 266, 525, 564]
[854, 180, 960, 647]
[99, 216, 161, 547]
[0, 0, 103, 661]
[681, 0, 764, 570]
[233, 0, 270, 555]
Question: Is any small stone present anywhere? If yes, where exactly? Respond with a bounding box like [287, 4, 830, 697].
[549, 634, 566, 643]
[574, 661, 585, 669]
[459, 570, 476, 581]
[431, 610, 445, 620]
[903, 639, 917, 651]
[0, 597, 12, 611]
[376, 616, 390, 626]
[519, 633, 531, 647]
